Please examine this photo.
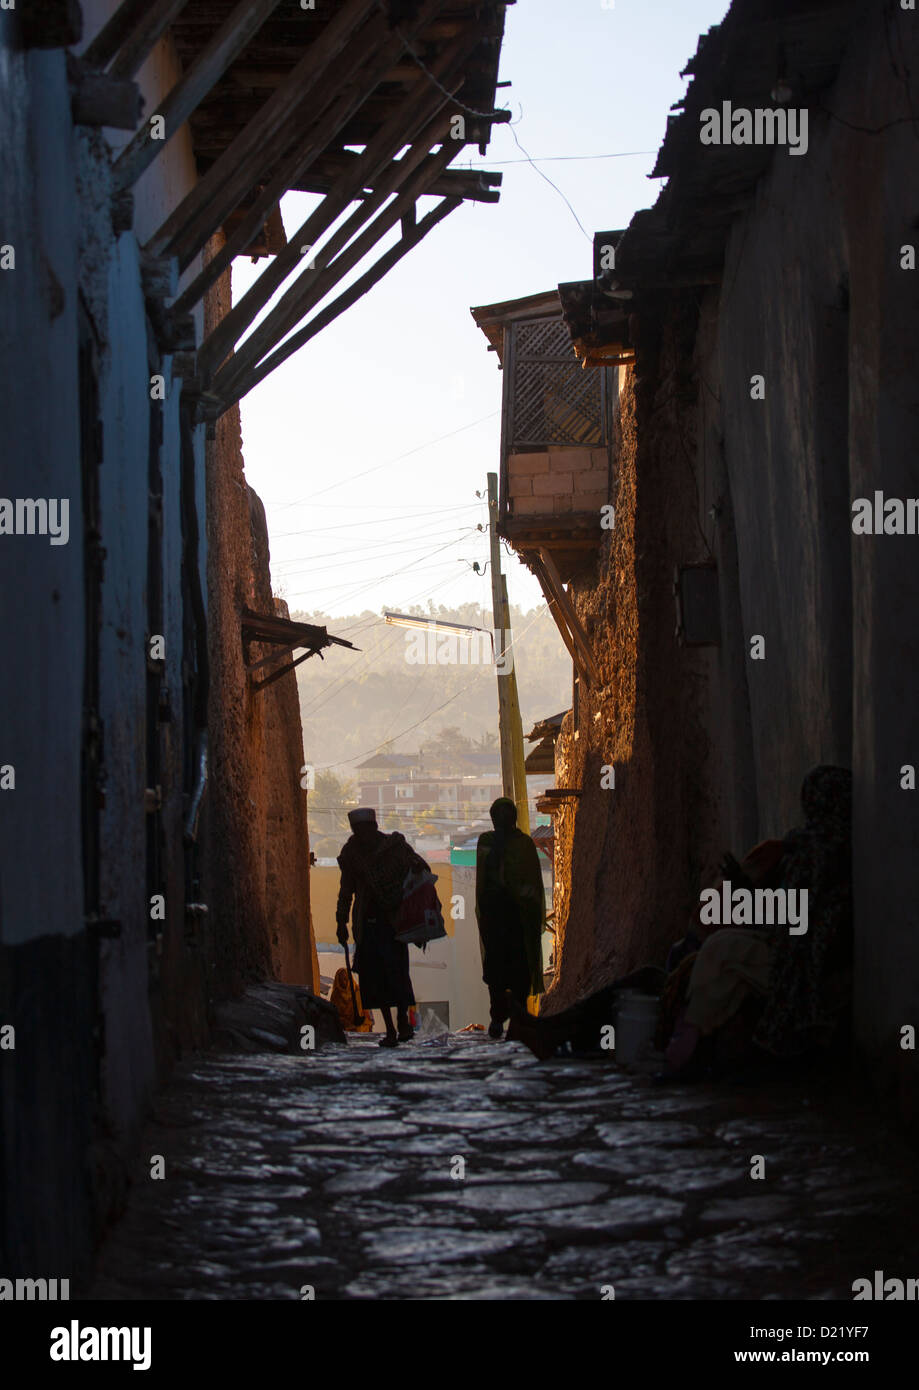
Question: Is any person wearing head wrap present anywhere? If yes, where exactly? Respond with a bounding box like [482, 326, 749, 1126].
[662, 765, 853, 1075]
[336, 808, 425, 1047]
[475, 797, 546, 1039]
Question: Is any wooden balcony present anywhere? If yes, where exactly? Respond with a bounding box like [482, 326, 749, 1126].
[470, 288, 613, 584]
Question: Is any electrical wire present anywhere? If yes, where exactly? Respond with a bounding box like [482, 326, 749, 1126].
[457, 150, 658, 167]
[311, 601, 554, 771]
[275, 411, 499, 509]
[508, 120, 593, 242]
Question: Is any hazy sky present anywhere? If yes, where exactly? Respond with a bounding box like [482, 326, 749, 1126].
[233, 0, 730, 623]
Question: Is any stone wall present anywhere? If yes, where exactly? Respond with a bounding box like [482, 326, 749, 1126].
[202, 244, 319, 1003]
[508, 447, 608, 518]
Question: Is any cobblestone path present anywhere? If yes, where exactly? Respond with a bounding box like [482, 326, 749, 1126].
[91, 1033, 918, 1300]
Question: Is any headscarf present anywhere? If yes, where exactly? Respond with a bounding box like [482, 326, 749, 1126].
[487, 797, 518, 879]
[753, 765, 853, 1057]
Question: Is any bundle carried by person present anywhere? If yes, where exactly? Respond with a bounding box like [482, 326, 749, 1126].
[361, 830, 446, 947]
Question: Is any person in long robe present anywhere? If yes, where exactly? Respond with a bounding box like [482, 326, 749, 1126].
[475, 797, 545, 1039]
[336, 808, 423, 1048]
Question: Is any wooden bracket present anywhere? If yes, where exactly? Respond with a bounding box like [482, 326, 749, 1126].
[532, 547, 601, 688]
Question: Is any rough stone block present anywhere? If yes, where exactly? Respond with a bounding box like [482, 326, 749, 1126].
[534, 472, 573, 496]
[547, 447, 594, 472]
[213, 982, 345, 1053]
[573, 491, 607, 512]
[514, 496, 552, 515]
[508, 452, 550, 475]
[509, 476, 533, 497]
[574, 469, 607, 493]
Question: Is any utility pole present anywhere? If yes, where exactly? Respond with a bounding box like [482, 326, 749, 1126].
[488, 473, 514, 803]
[487, 472, 529, 832]
[501, 573, 531, 835]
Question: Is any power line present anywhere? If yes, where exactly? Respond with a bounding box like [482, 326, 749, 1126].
[289, 531, 479, 606]
[276, 411, 499, 509]
[458, 149, 657, 167]
[271, 502, 481, 539]
[311, 601, 554, 771]
[509, 123, 592, 241]
[274, 522, 487, 576]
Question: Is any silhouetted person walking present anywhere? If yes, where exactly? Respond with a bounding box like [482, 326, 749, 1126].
[475, 797, 545, 1038]
[336, 808, 422, 1047]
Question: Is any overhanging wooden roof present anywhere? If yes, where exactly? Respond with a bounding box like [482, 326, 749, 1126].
[525, 710, 567, 742]
[83, 0, 511, 414]
[469, 288, 561, 364]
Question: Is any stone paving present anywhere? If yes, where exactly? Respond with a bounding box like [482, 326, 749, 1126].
[91, 1032, 919, 1300]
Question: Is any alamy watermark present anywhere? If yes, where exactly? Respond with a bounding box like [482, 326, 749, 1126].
[699, 102, 808, 157]
[851, 492, 919, 534]
[0, 1276, 69, 1300]
[0, 497, 69, 545]
[699, 880, 808, 935]
[50, 1321, 151, 1371]
[403, 623, 513, 673]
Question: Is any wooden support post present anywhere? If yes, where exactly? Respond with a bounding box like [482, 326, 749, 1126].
[218, 197, 460, 410]
[538, 547, 601, 687]
[214, 139, 456, 398]
[112, 0, 283, 193]
[82, 0, 148, 69]
[188, 28, 476, 351]
[85, 0, 190, 81]
[143, 0, 385, 263]
[501, 573, 531, 835]
[488, 474, 515, 804]
[250, 649, 316, 692]
[530, 552, 585, 684]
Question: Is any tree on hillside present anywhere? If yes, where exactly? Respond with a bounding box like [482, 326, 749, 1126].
[308, 770, 356, 856]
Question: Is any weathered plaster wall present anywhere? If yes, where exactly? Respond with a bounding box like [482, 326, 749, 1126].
[711, 6, 918, 1118]
[202, 247, 319, 1001]
[551, 4, 919, 1128]
[0, 35, 94, 1282]
[548, 343, 724, 1012]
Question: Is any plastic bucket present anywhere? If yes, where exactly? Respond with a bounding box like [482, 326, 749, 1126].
[614, 993, 659, 1064]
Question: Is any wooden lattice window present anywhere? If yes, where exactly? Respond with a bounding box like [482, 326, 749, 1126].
[505, 315, 605, 448]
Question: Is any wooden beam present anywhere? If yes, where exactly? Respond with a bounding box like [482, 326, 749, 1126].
[143, 0, 384, 263]
[538, 547, 601, 687]
[218, 196, 461, 411]
[529, 553, 586, 685]
[90, 0, 190, 81]
[82, 0, 148, 69]
[159, 0, 456, 274]
[214, 137, 456, 398]
[175, 20, 473, 325]
[250, 649, 317, 692]
[200, 108, 453, 375]
[112, 0, 283, 193]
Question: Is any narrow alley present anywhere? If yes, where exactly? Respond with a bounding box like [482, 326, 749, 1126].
[91, 1031, 918, 1302]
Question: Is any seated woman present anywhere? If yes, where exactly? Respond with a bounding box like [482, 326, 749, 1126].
[661, 764, 853, 1078]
